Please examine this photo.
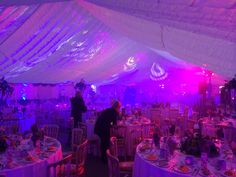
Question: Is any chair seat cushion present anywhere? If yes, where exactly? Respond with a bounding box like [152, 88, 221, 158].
[57, 164, 84, 177]
[119, 161, 133, 171]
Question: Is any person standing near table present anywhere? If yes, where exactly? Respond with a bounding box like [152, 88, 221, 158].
[94, 100, 121, 163]
[70, 91, 87, 128]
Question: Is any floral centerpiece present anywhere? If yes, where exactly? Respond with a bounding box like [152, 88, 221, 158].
[180, 131, 219, 157]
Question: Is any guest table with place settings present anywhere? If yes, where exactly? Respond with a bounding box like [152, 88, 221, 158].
[0, 136, 62, 177]
[0, 110, 36, 134]
[201, 117, 236, 141]
[118, 116, 151, 127]
[133, 139, 236, 177]
[117, 116, 151, 156]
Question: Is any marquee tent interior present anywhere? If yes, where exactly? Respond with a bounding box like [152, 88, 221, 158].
[0, 1, 236, 177]
[0, 0, 233, 100]
[0, 0, 234, 84]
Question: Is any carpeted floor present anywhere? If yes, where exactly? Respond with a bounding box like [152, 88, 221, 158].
[85, 155, 109, 177]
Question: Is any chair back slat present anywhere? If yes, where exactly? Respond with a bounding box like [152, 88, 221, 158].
[72, 128, 83, 148]
[47, 154, 72, 177]
[106, 149, 120, 177]
[110, 137, 118, 157]
[43, 124, 59, 139]
[75, 139, 88, 167]
[130, 129, 142, 157]
[78, 122, 87, 141]
[110, 125, 126, 139]
[110, 125, 127, 159]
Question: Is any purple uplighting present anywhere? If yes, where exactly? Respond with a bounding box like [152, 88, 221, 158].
[0, 1, 235, 177]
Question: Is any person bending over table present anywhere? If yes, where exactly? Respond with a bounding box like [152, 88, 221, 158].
[94, 100, 121, 163]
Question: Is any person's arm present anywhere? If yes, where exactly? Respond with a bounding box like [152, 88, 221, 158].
[112, 111, 118, 125]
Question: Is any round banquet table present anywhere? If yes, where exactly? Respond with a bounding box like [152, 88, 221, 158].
[0, 137, 63, 177]
[200, 117, 236, 142]
[133, 139, 236, 177]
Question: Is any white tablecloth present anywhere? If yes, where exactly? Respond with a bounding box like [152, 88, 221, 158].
[0, 138, 63, 177]
[133, 140, 236, 177]
[133, 153, 188, 177]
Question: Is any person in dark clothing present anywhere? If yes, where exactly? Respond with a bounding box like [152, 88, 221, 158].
[70, 91, 87, 128]
[94, 100, 121, 163]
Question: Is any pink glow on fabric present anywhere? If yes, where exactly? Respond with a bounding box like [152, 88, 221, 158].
[0, 0, 227, 91]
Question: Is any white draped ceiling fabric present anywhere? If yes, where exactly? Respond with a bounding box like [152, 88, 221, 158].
[79, 0, 236, 79]
[0, 0, 233, 86]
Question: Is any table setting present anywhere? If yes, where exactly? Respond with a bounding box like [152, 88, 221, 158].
[0, 136, 60, 169]
[133, 133, 236, 177]
[118, 116, 151, 127]
[0, 124, 62, 177]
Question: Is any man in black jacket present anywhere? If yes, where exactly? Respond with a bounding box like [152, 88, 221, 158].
[70, 91, 87, 128]
[94, 100, 121, 163]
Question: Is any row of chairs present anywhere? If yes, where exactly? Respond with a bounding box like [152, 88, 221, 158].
[46, 122, 90, 177]
[71, 122, 100, 156]
[31, 122, 86, 143]
[77, 122, 100, 156]
[48, 139, 88, 177]
[110, 124, 155, 159]
[0, 123, 60, 139]
[0, 124, 20, 135]
[111, 123, 155, 140]
[107, 137, 133, 177]
[43, 124, 59, 139]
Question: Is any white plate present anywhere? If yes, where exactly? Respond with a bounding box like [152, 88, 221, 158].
[139, 146, 152, 154]
[144, 154, 158, 161]
[155, 161, 169, 168]
[173, 165, 192, 174]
